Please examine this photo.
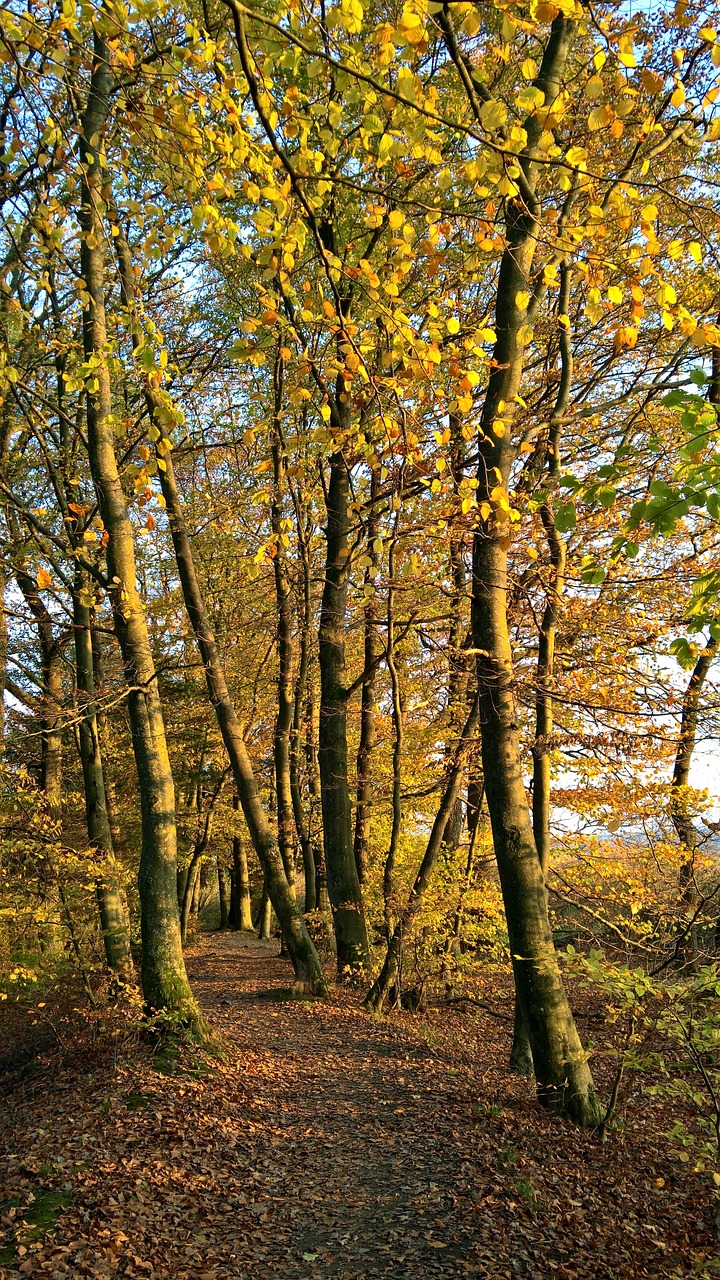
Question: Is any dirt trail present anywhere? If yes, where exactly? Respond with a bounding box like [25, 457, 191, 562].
[1, 930, 714, 1279]
[185, 932, 480, 1278]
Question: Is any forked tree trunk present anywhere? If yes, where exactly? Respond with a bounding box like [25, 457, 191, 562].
[111, 217, 326, 996]
[79, 34, 200, 1029]
[180, 774, 225, 945]
[440, 9, 602, 1124]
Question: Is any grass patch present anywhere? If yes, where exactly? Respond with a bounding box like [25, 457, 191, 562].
[153, 1043, 220, 1079]
[124, 1090, 156, 1111]
[0, 1187, 73, 1265]
[256, 987, 314, 1003]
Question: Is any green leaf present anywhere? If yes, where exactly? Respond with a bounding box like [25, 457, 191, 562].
[555, 502, 576, 533]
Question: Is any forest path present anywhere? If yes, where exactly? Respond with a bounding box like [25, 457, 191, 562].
[184, 930, 481, 1279]
[1, 929, 711, 1279]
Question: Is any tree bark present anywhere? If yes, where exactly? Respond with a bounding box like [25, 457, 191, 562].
[230, 794, 254, 930]
[111, 216, 326, 996]
[318, 453, 369, 974]
[290, 493, 316, 909]
[671, 637, 717, 893]
[512, 264, 571, 1075]
[180, 772, 225, 945]
[382, 522, 403, 937]
[79, 33, 199, 1028]
[441, 8, 602, 1124]
[14, 565, 63, 817]
[73, 579, 134, 983]
[353, 472, 380, 885]
[270, 360, 298, 895]
[217, 855, 229, 930]
[365, 699, 479, 1014]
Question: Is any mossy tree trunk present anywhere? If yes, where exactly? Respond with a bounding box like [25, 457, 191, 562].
[318, 453, 370, 975]
[441, 8, 602, 1126]
[78, 31, 200, 1029]
[111, 214, 326, 997]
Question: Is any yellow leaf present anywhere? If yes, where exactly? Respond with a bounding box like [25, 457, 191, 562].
[515, 291, 530, 310]
[37, 567, 52, 590]
[670, 84, 685, 107]
[607, 285, 623, 304]
[479, 99, 507, 131]
[589, 104, 614, 131]
[688, 241, 702, 264]
[447, 317, 460, 335]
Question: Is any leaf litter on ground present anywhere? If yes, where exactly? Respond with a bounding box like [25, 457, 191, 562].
[0, 930, 718, 1279]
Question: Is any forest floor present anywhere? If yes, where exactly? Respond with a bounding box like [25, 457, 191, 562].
[1, 930, 718, 1280]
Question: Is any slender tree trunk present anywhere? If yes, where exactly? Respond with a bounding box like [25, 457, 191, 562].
[79, 34, 199, 1028]
[353, 472, 380, 885]
[230, 795, 254, 930]
[441, 9, 601, 1124]
[318, 453, 369, 974]
[258, 882, 272, 940]
[366, 699, 479, 1014]
[290, 496, 315, 909]
[180, 772, 225, 944]
[271, 363, 297, 894]
[305, 675, 329, 911]
[512, 264, 571, 1077]
[217, 856, 229, 929]
[111, 218, 326, 996]
[73, 580, 134, 983]
[14, 565, 63, 817]
[382, 525, 403, 936]
[671, 637, 717, 895]
[444, 475, 469, 854]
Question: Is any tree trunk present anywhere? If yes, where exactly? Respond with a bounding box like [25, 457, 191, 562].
[14, 565, 63, 818]
[353, 472, 380, 885]
[180, 773, 225, 945]
[440, 9, 601, 1123]
[271, 366, 297, 894]
[258, 882, 273, 940]
[366, 699, 479, 1014]
[382, 524, 403, 937]
[73, 580, 134, 983]
[217, 856, 229, 930]
[79, 34, 199, 1029]
[290, 496, 316, 909]
[512, 264, 571, 1074]
[318, 453, 369, 974]
[305, 675, 329, 911]
[671, 636, 717, 891]
[111, 216, 326, 996]
[230, 795, 254, 930]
